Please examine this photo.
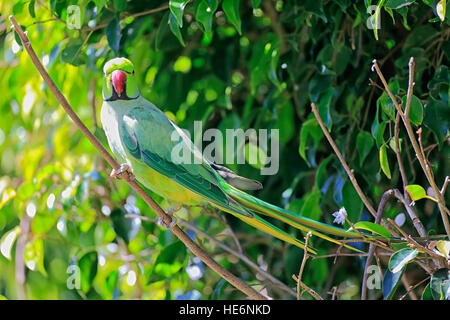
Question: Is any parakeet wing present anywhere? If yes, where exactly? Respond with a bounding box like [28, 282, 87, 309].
[119, 104, 252, 217]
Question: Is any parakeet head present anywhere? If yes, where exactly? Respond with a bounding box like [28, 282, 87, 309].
[102, 57, 140, 101]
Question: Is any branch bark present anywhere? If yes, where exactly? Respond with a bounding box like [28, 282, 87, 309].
[9, 15, 266, 301]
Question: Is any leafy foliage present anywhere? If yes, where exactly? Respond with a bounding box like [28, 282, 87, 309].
[0, 0, 448, 300]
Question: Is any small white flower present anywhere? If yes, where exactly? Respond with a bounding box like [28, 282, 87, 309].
[332, 207, 347, 225]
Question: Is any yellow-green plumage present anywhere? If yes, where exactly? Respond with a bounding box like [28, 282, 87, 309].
[101, 57, 366, 255]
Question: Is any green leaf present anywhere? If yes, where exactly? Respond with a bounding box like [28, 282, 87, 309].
[430, 268, 450, 300]
[318, 88, 334, 130]
[423, 98, 450, 148]
[113, 0, 127, 11]
[222, 0, 242, 35]
[379, 144, 391, 179]
[78, 251, 98, 293]
[383, 268, 405, 299]
[60, 41, 85, 66]
[342, 180, 363, 222]
[375, 120, 387, 148]
[32, 213, 58, 235]
[170, 0, 189, 27]
[24, 237, 47, 276]
[402, 95, 423, 126]
[300, 190, 322, 221]
[388, 248, 418, 273]
[436, 0, 447, 21]
[0, 226, 21, 260]
[110, 208, 139, 243]
[356, 131, 374, 166]
[244, 141, 267, 169]
[105, 270, 119, 294]
[28, 0, 36, 18]
[0, 188, 16, 209]
[305, 0, 327, 22]
[106, 18, 122, 54]
[196, 0, 218, 38]
[169, 12, 186, 46]
[405, 184, 438, 202]
[384, 0, 416, 9]
[298, 118, 323, 166]
[150, 241, 187, 281]
[435, 240, 450, 259]
[422, 283, 433, 300]
[251, 0, 262, 8]
[352, 221, 391, 239]
[373, 0, 386, 40]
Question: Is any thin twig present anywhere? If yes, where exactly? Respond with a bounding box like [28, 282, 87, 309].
[404, 58, 415, 119]
[296, 232, 312, 300]
[361, 189, 394, 300]
[9, 15, 266, 301]
[292, 275, 323, 300]
[311, 103, 377, 218]
[387, 218, 445, 263]
[399, 276, 430, 300]
[393, 189, 427, 237]
[394, 112, 409, 191]
[440, 176, 449, 195]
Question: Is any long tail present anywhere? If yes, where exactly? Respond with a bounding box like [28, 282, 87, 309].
[223, 185, 366, 254]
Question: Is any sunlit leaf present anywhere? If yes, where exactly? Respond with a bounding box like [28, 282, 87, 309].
[0, 226, 21, 260]
[435, 240, 450, 259]
[436, 0, 446, 21]
[352, 221, 391, 239]
[0, 188, 16, 209]
[379, 144, 391, 179]
[405, 184, 438, 202]
[24, 237, 47, 276]
[388, 248, 418, 273]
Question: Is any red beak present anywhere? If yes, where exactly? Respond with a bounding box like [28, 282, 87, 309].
[111, 70, 127, 97]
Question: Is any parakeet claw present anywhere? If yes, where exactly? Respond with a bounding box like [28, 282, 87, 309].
[157, 215, 178, 229]
[110, 163, 135, 182]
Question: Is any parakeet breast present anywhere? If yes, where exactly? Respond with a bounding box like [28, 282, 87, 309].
[100, 99, 204, 206]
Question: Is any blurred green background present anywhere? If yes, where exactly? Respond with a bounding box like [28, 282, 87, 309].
[0, 0, 448, 300]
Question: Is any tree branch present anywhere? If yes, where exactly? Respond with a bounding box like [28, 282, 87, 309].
[372, 58, 450, 237]
[311, 103, 378, 218]
[9, 15, 266, 301]
[361, 189, 394, 300]
[126, 213, 295, 298]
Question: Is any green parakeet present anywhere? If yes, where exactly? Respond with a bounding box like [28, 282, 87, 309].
[101, 57, 365, 254]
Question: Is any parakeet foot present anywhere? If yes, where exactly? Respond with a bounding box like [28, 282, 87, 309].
[110, 163, 135, 182]
[157, 215, 178, 229]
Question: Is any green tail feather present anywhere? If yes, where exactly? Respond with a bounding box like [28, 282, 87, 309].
[225, 185, 366, 254]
